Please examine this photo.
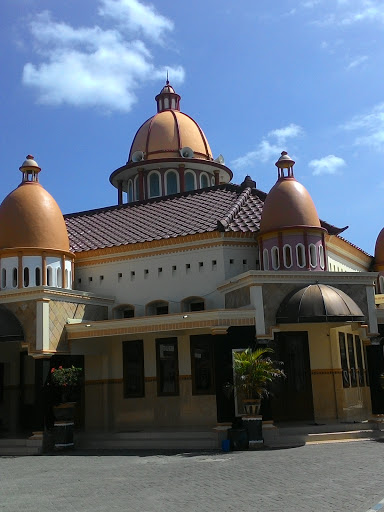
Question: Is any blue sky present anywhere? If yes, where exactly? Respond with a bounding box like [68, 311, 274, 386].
[1, 0, 384, 255]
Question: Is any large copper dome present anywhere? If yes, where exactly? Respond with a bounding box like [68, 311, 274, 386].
[260, 177, 321, 234]
[129, 110, 213, 162]
[0, 181, 70, 252]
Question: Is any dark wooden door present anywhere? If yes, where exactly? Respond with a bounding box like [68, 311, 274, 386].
[270, 332, 314, 421]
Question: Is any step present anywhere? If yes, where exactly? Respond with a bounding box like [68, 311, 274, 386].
[76, 430, 220, 450]
[306, 429, 380, 443]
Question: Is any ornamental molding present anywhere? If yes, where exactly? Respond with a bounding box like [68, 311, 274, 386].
[218, 270, 377, 294]
[66, 309, 255, 340]
[0, 286, 114, 305]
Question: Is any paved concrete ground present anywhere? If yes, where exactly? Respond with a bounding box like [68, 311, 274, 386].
[1, 440, 384, 512]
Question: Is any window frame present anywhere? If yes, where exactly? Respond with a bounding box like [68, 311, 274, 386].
[122, 340, 145, 398]
[156, 338, 179, 396]
[190, 336, 215, 395]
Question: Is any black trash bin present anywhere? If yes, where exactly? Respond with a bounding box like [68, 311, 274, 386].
[228, 427, 249, 451]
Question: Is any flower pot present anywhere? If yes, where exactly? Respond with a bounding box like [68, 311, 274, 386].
[243, 398, 261, 416]
[53, 402, 76, 422]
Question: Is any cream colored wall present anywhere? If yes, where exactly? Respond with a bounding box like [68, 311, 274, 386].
[75, 242, 258, 317]
[75, 332, 217, 431]
[277, 323, 371, 422]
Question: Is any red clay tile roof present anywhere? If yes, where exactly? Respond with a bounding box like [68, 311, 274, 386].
[64, 184, 345, 253]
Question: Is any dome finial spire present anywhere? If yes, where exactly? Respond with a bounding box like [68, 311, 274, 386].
[166, 70, 169, 85]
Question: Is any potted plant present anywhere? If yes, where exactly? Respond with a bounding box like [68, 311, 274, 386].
[233, 347, 285, 416]
[50, 365, 83, 404]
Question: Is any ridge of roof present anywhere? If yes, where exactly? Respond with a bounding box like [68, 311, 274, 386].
[336, 235, 373, 258]
[217, 187, 253, 231]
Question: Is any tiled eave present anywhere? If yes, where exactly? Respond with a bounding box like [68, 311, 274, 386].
[218, 270, 378, 294]
[65, 309, 255, 340]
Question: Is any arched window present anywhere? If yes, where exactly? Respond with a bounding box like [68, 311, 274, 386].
[57, 268, 62, 288]
[296, 244, 306, 268]
[309, 244, 317, 268]
[128, 180, 133, 203]
[271, 246, 280, 270]
[211, 177, 215, 186]
[263, 249, 269, 270]
[47, 267, 52, 286]
[200, 173, 209, 189]
[319, 245, 325, 269]
[181, 296, 205, 312]
[1, 268, 6, 288]
[185, 172, 195, 192]
[114, 304, 135, 319]
[283, 245, 292, 268]
[166, 171, 178, 195]
[64, 269, 69, 288]
[12, 268, 18, 288]
[134, 175, 139, 201]
[148, 172, 161, 198]
[146, 300, 169, 316]
[35, 268, 41, 286]
[23, 267, 29, 287]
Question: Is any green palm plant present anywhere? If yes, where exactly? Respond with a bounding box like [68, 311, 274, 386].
[233, 347, 285, 400]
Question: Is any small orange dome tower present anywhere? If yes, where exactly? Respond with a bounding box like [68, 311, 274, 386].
[110, 81, 232, 204]
[258, 152, 327, 271]
[0, 156, 74, 290]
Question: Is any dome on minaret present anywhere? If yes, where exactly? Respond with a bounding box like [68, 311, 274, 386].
[110, 81, 233, 204]
[260, 152, 321, 235]
[0, 155, 70, 252]
[129, 81, 212, 162]
[374, 228, 384, 267]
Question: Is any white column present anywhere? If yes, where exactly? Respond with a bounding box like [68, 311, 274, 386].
[36, 299, 50, 351]
[249, 285, 266, 336]
[366, 284, 378, 335]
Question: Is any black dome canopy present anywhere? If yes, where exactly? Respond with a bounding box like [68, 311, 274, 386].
[276, 284, 365, 324]
[0, 306, 23, 341]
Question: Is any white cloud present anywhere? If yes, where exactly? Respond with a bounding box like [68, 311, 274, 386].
[312, 0, 384, 26]
[231, 140, 281, 171]
[22, 3, 184, 112]
[342, 103, 384, 149]
[346, 55, 368, 69]
[98, 0, 173, 44]
[309, 155, 346, 175]
[231, 123, 304, 171]
[268, 123, 304, 145]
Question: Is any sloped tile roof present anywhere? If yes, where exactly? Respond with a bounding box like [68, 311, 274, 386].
[64, 184, 345, 253]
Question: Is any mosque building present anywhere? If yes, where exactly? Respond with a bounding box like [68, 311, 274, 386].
[1, 81, 384, 449]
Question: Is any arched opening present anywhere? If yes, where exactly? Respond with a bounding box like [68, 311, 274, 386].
[309, 244, 317, 268]
[185, 172, 195, 192]
[319, 245, 325, 269]
[148, 172, 161, 198]
[128, 180, 134, 203]
[134, 175, 139, 201]
[12, 268, 17, 288]
[146, 300, 169, 316]
[35, 268, 41, 286]
[263, 248, 269, 270]
[283, 245, 292, 268]
[271, 246, 280, 270]
[1, 269, 6, 289]
[57, 268, 62, 288]
[166, 171, 178, 195]
[23, 268, 29, 288]
[296, 243, 306, 268]
[200, 173, 209, 189]
[47, 267, 52, 287]
[181, 296, 205, 312]
[114, 304, 135, 319]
